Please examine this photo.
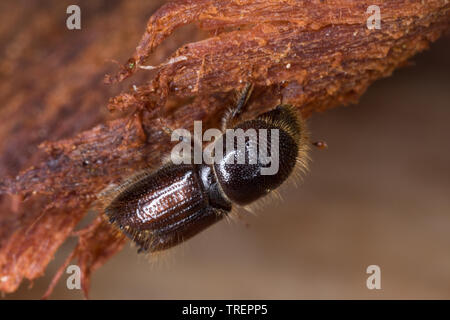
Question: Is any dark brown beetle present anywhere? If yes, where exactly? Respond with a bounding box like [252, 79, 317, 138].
[100, 84, 309, 253]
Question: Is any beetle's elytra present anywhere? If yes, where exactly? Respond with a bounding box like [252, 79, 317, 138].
[101, 85, 309, 253]
[105, 163, 229, 252]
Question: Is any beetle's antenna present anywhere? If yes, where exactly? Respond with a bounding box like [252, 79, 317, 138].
[222, 83, 254, 130]
[232, 82, 254, 119]
[277, 82, 285, 105]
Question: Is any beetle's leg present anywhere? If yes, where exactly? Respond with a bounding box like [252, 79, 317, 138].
[157, 117, 176, 138]
[132, 109, 147, 143]
[222, 83, 254, 131]
[158, 116, 203, 165]
[157, 117, 200, 145]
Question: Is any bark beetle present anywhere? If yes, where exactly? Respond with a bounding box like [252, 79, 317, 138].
[0, 0, 449, 297]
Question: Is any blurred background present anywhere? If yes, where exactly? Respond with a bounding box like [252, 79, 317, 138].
[1, 1, 450, 299]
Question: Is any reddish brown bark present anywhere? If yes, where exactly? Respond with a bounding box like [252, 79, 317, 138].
[0, 0, 449, 297]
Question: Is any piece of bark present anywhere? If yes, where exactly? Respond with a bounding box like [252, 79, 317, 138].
[42, 216, 126, 299]
[0, 0, 449, 297]
[0, 0, 171, 296]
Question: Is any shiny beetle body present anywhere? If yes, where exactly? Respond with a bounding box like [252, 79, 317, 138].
[105, 163, 230, 252]
[103, 86, 309, 253]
